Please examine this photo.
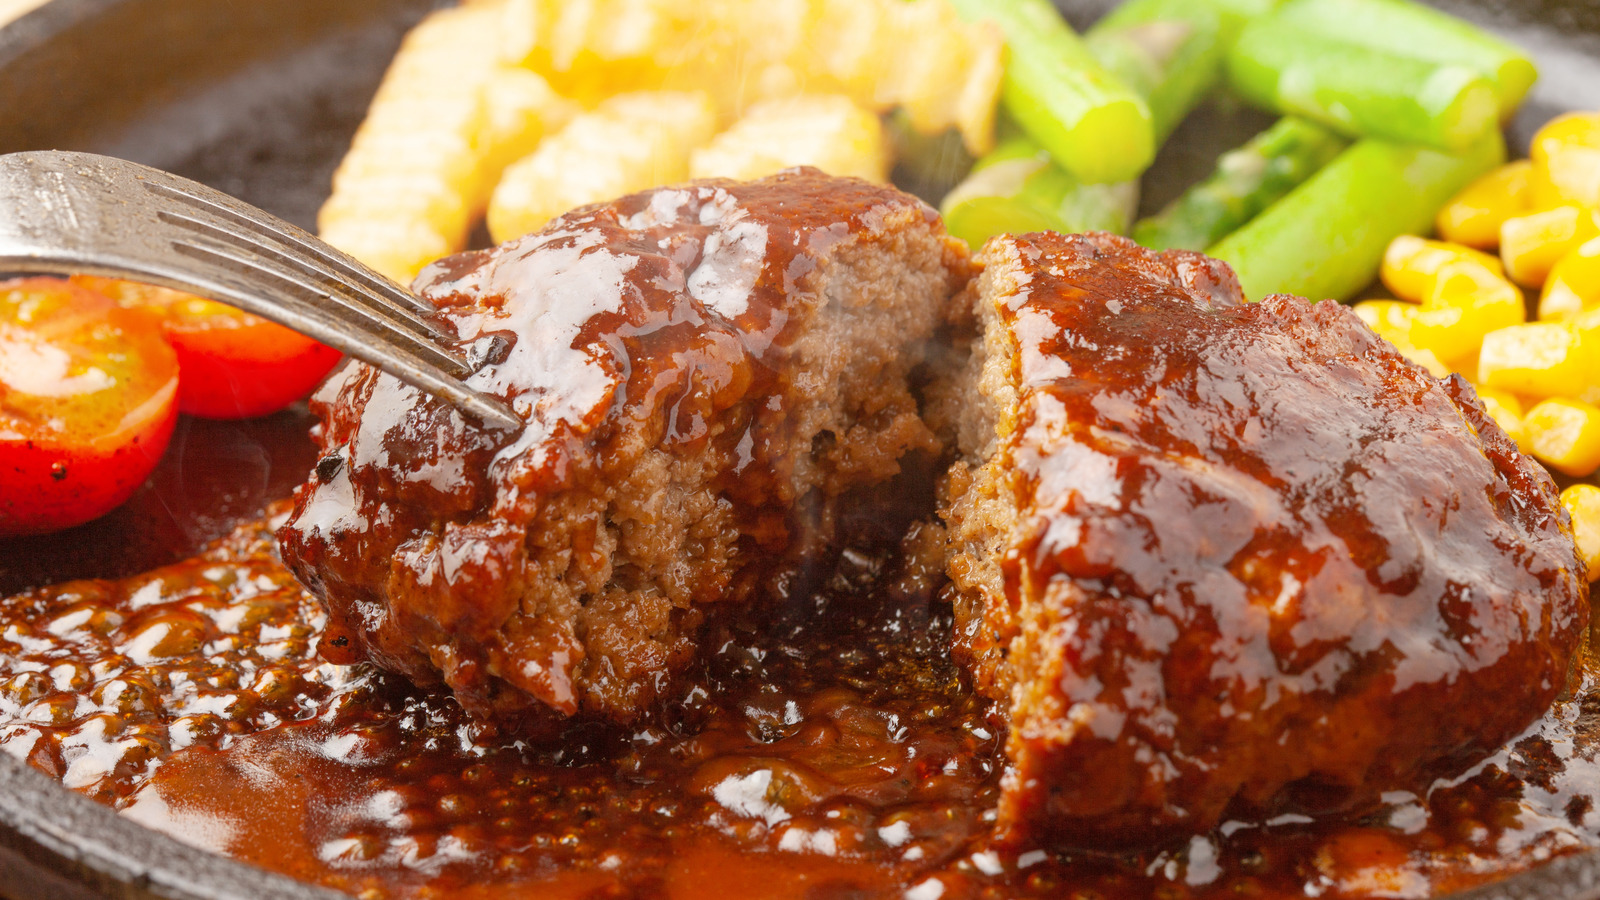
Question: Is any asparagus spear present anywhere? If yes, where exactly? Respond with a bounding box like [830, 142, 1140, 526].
[1084, 0, 1228, 144]
[1134, 117, 1348, 252]
[941, 136, 1139, 250]
[1228, 17, 1499, 152]
[1209, 131, 1506, 302]
[947, 0, 1154, 184]
[1261, 0, 1537, 120]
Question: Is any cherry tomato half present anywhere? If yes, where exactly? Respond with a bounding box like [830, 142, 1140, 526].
[0, 278, 180, 537]
[72, 277, 343, 419]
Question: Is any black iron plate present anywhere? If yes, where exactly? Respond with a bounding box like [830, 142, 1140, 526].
[1, 0, 1598, 897]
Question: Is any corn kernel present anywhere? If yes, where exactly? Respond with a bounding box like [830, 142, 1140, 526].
[1472, 385, 1532, 452]
[1381, 236, 1505, 302]
[1477, 322, 1590, 399]
[1352, 300, 1450, 375]
[1436, 160, 1534, 249]
[1531, 111, 1600, 210]
[1560, 484, 1600, 581]
[1540, 236, 1600, 321]
[1500, 205, 1600, 288]
[1524, 397, 1600, 476]
[1566, 307, 1600, 405]
[1409, 259, 1525, 363]
[1532, 112, 1600, 167]
[1353, 299, 1420, 344]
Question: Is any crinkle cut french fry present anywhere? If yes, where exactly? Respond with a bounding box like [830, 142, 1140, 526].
[871, 0, 1003, 155]
[689, 95, 889, 184]
[497, 0, 1002, 155]
[319, 7, 498, 281]
[488, 91, 720, 244]
[319, 5, 575, 284]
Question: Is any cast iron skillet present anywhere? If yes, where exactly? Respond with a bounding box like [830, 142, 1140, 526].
[2, 0, 1600, 897]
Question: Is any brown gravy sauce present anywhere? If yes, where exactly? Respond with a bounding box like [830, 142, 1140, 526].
[3, 505, 1599, 899]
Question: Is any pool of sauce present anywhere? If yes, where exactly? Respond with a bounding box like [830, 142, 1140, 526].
[3, 486, 1600, 899]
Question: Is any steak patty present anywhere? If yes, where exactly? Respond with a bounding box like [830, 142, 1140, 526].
[938, 231, 1589, 847]
[280, 168, 971, 732]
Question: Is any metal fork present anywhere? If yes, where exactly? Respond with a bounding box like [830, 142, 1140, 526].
[0, 150, 521, 431]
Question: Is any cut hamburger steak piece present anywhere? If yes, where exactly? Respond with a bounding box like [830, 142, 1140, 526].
[280, 168, 972, 732]
[939, 231, 1589, 848]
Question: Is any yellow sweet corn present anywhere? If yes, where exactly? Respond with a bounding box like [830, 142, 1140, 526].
[1352, 300, 1450, 377]
[1354, 299, 1419, 343]
[1477, 321, 1589, 399]
[689, 95, 889, 183]
[1409, 259, 1525, 363]
[1560, 484, 1600, 581]
[1435, 160, 1534, 249]
[1472, 385, 1532, 452]
[1530, 111, 1600, 211]
[1540, 236, 1600, 321]
[487, 91, 720, 243]
[1567, 307, 1600, 405]
[1380, 235, 1504, 302]
[1524, 397, 1600, 477]
[1500, 205, 1600, 288]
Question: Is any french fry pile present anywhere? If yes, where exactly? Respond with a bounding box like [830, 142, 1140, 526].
[1351, 112, 1600, 577]
[320, 0, 1003, 283]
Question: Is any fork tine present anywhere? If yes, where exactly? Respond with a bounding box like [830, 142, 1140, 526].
[164, 240, 522, 431]
[170, 238, 472, 377]
[155, 209, 453, 345]
[0, 149, 524, 432]
[141, 179, 437, 317]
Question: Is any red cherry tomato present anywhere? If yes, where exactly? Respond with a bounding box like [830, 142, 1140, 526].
[72, 277, 343, 419]
[0, 278, 180, 537]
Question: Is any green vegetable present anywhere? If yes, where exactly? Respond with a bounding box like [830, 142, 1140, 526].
[1134, 117, 1348, 252]
[947, 0, 1154, 184]
[1084, 0, 1229, 143]
[1259, 0, 1537, 120]
[941, 136, 1139, 250]
[1209, 131, 1505, 302]
[1228, 15, 1500, 151]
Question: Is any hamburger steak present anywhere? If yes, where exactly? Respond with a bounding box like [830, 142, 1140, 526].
[937, 232, 1589, 847]
[280, 168, 972, 731]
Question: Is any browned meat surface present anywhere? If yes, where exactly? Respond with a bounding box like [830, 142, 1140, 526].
[939, 231, 1590, 848]
[279, 168, 971, 733]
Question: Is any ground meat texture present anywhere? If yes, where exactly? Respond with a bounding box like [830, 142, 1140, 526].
[939, 231, 1590, 848]
[280, 169, 971, 733]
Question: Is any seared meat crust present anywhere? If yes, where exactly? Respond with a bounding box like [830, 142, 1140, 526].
[281, 169, 970, 733]
[940, 231, 1589, 847]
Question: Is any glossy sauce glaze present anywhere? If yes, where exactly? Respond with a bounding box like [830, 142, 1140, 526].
[282, 170, 967, 733]
[3, 494, 1600, 899]
[949, 233, 1588, 849]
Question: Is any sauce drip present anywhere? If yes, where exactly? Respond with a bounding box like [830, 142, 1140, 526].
[3, 506, 1600, 898]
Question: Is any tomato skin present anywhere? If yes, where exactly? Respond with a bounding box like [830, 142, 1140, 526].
[0, 396, 178, 537]
[164, 322, 343, 419]
[0, 278, 180, 537]
[70, 277, 343, 419]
